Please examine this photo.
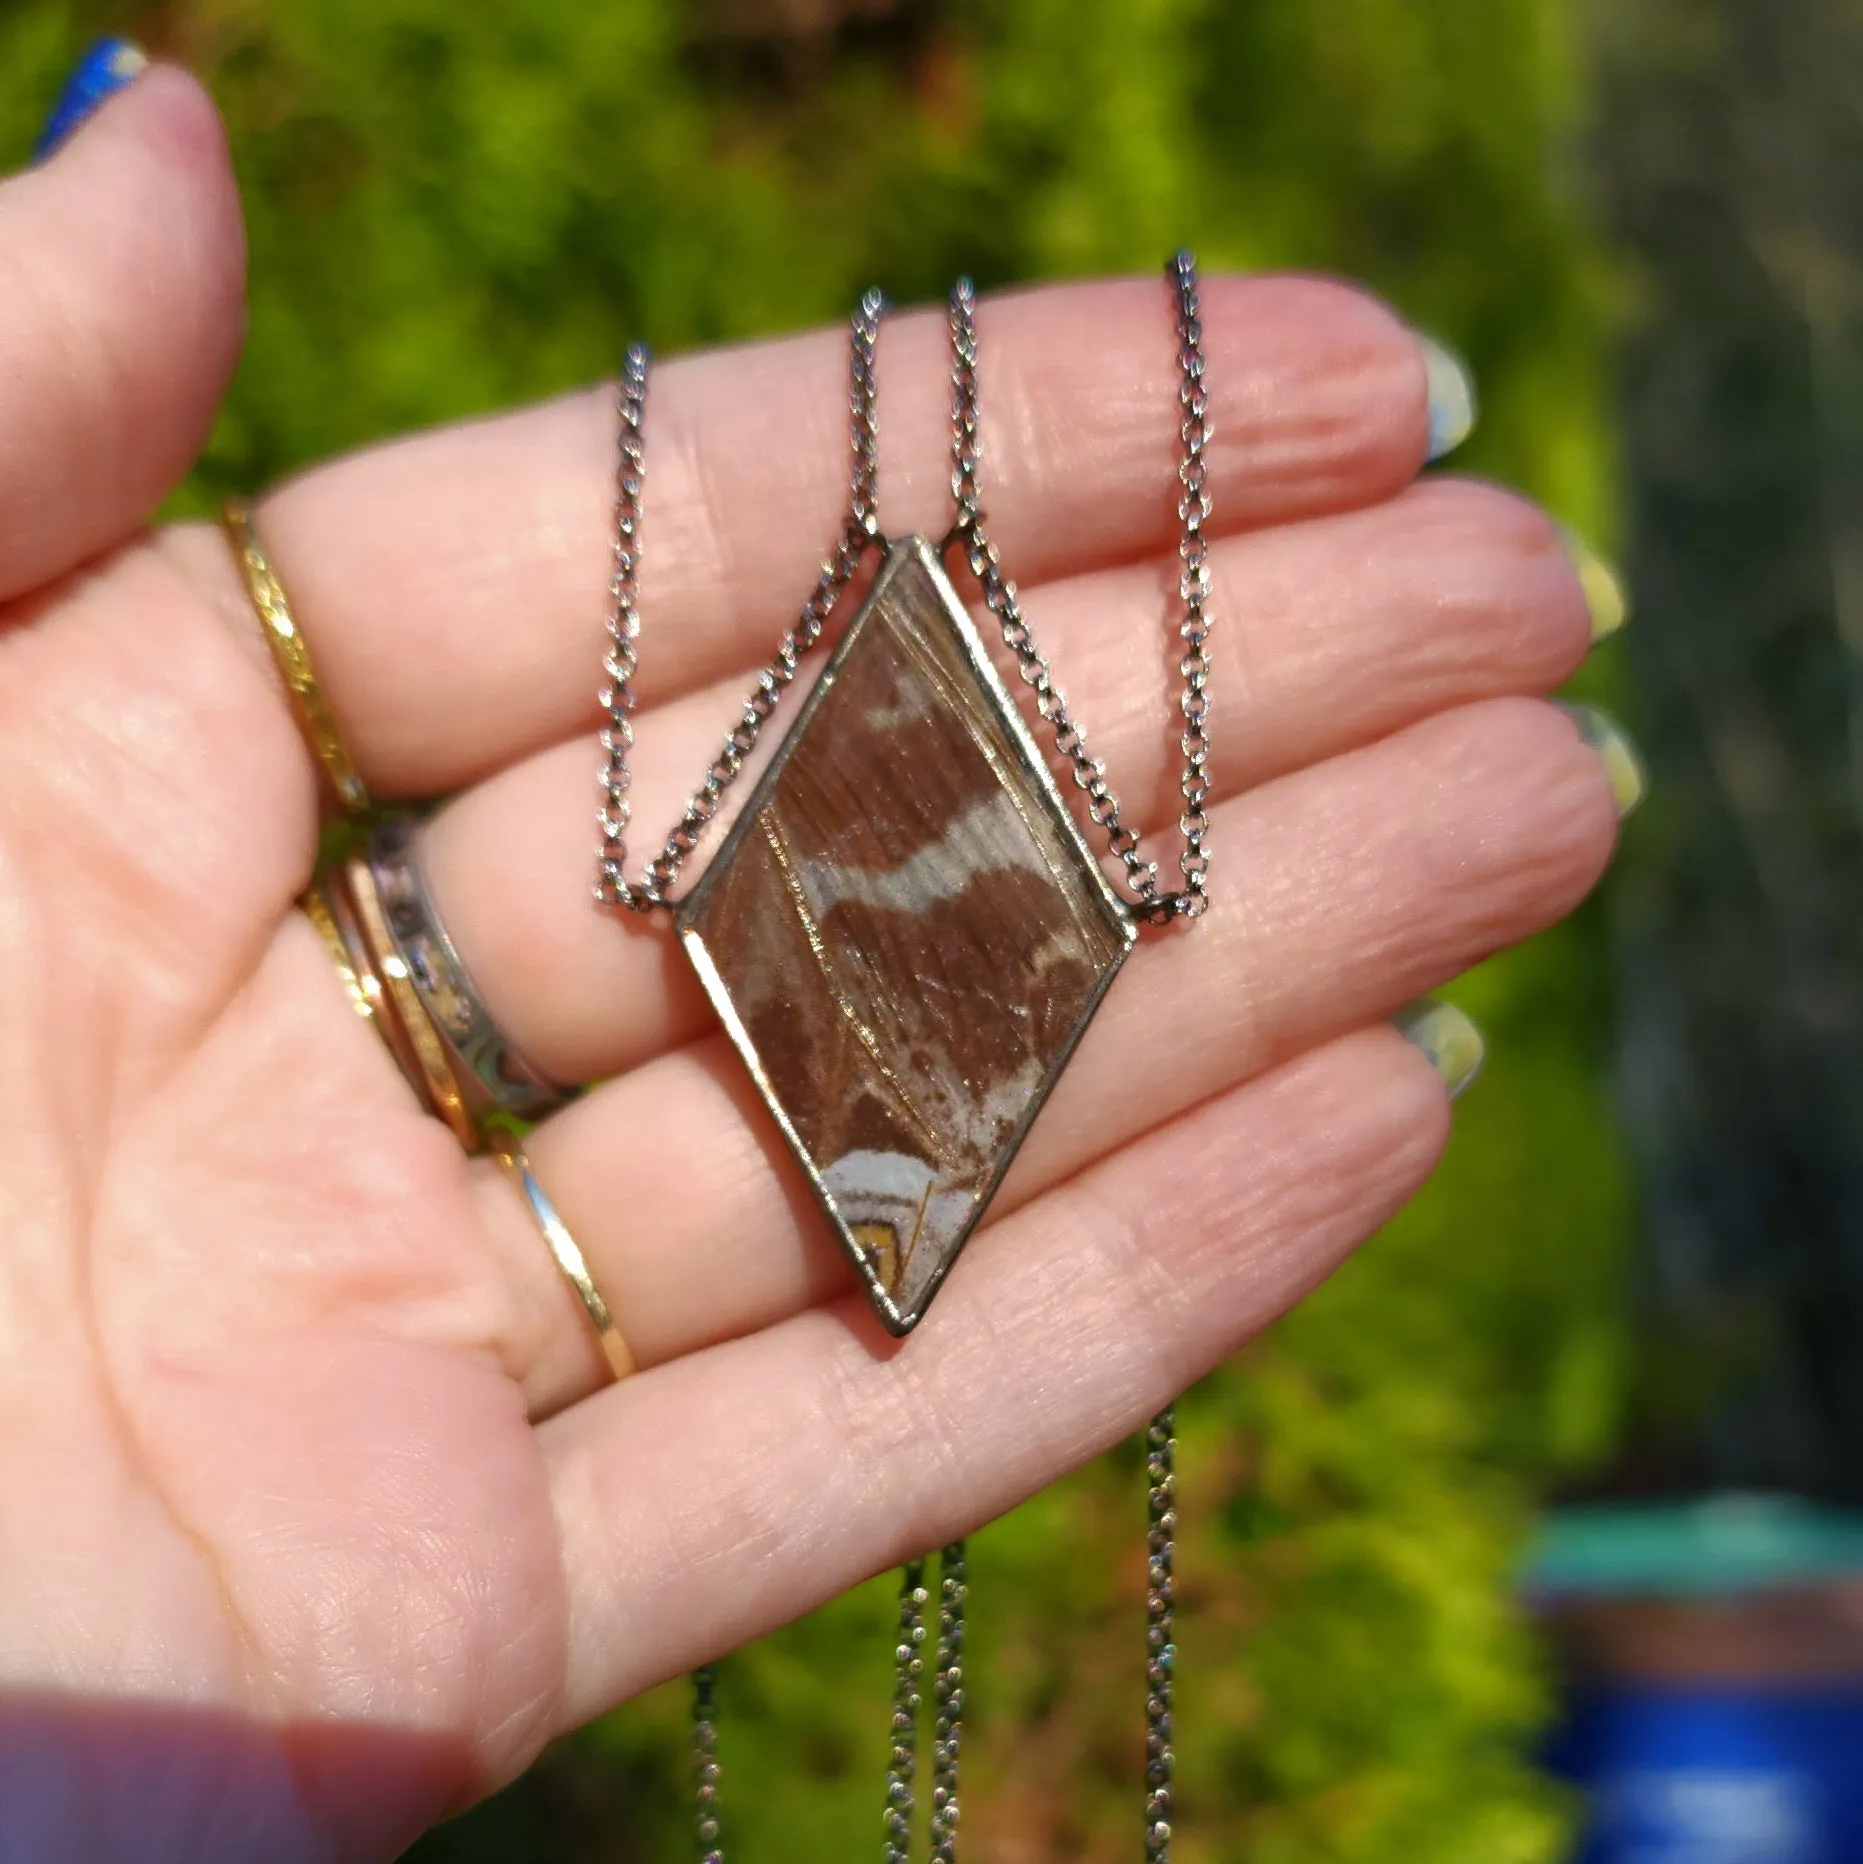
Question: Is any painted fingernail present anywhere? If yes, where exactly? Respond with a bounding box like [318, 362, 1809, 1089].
[1417, 333, 1477, 462]
[1556, 523, 1631, 642]
[1555, 702, 1646, 817]
[35, 38, 148, 162]
[1392, 997, 1485, 1100]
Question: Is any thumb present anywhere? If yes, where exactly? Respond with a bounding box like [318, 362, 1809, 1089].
[0, 55, 245, 603]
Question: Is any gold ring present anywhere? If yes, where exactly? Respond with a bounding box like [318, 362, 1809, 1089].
[344, 854, 480, 1152]
[488, 1127, 636, 1382]
[223, 499, 371, 815]
[303, 870, 433, 1110]
[301, 881, 373, 1023]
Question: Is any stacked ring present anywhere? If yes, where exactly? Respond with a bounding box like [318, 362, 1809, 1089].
[310, 863, 630, 1378]
[223, 500, 372, 816]
[300, 881, 374, 1024]
[306, 821, 569, 1138]
[488, 1128, 635, 1383]
[240, 493, 622, 1376]
[343, 852, 481, 1151]
[306, 865, 434, 1103]
[364, 814, 564, 1123]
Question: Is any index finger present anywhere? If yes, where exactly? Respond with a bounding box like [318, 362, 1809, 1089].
[190, 272, 1431, 796]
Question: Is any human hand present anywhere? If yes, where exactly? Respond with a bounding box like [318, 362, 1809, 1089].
[0, 63, 1629, 1863]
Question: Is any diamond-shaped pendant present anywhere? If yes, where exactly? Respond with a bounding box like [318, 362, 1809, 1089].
[676, 537, 1137, 1335]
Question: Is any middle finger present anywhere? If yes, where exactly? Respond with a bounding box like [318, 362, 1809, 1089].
[493, 691, 1623, 1413]
[204, 273, 1428, 796]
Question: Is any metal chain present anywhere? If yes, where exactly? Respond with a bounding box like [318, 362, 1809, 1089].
[882, 1561, 929, 1864]
[880, 1540, 967, 1864]
[1170, 253, 1213, 918]
[693, 1663, 723, 1864]
[928, 1542, 967, 1864]
[946, 255, 1211, 923]
[633, 266, 1207, 1861]
[595, 292, 886, 911]
[597, 259, 1208, 923]
[593, 340, 649, 910]
[690, 1543, 964, 1864]
[1144, 1410, 1177, 1864]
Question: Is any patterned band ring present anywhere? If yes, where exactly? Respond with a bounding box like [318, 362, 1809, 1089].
[365, 812, 567, 1124]
[343, 852, 482, 1152]
[222, 499, 372, 816]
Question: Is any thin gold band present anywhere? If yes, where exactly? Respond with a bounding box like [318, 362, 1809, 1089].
[301, 881, 372, 1024]
[488, 1128, 636, 1382]
[304, 870, 433, 1108]
[344, 854, 481, 1152]
[223, 499, 371, 815]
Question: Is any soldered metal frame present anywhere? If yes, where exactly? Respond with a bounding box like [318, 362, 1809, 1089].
[675, 533, 1138, 1337]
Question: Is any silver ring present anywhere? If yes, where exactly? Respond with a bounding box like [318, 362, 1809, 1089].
[366, 811, 567, 1122]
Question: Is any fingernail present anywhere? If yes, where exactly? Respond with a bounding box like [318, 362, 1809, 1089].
[1392, 997, 1485, 1100]
[35, 38, 148, 162]
[1555, 702, 1646, 817]
[1417, 333, 1477, 462]
[1556, 523, 1631, 642]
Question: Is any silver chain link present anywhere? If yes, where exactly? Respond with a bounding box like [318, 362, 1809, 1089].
[1144, 1409, 1177, 1864]
[927, 1543, 966, 1864]
[882, 1562, 928, 1864]
[946, 256, 1211, 923]
[693, 1662, 723, 1864]
[595, 295, 886, 911]
[882, 1542, 968, 1864]
[593, 340, 649, 910]
[691, 1542, 965, 1864]
[1170, 252, 1213, 919]
[596, 257, 1208, 922]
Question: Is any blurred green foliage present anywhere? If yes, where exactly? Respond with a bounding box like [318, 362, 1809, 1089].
[0, 2, 1628, 1858]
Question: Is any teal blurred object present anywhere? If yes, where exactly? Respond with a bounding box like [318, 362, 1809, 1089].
[1527, 1495, 1863, 1600]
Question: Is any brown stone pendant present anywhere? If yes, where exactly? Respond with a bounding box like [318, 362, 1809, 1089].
[675, 537, 1137, 1335]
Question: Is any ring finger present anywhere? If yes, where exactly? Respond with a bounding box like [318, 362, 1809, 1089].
[491, 692, 1623, 1414]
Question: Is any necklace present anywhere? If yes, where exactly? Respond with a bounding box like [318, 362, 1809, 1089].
[595, 256, 1210, 1860]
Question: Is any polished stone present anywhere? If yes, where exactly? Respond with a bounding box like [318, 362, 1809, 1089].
[677, 537, 1136, 1334]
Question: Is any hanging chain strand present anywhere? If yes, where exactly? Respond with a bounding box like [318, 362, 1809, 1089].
[598, 262, 1206, 920]
[882, 1561, 929, 1864]
[879, 1542, 966, 1864]
[946, 255, 1210, 923]
[594, 293, 887, 911]
[927, 1543, 966, 1864]
[594, 341, 650, 911]
[1170, 251, 1213, 918]
[693, 1663, 724, 1864]
[1144, 1410, 1178, 1864]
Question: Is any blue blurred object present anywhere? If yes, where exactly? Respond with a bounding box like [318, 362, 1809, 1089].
[1547, 1685, 1863, 1863]
[1530, 1497, 1863, 1864]
[35, 38, 147, 162]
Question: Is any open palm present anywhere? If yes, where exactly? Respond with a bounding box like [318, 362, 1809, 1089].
[0, 70, 1621, 1863]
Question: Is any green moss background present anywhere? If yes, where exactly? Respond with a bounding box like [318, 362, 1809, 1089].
[0, 5, 1630, 1859]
